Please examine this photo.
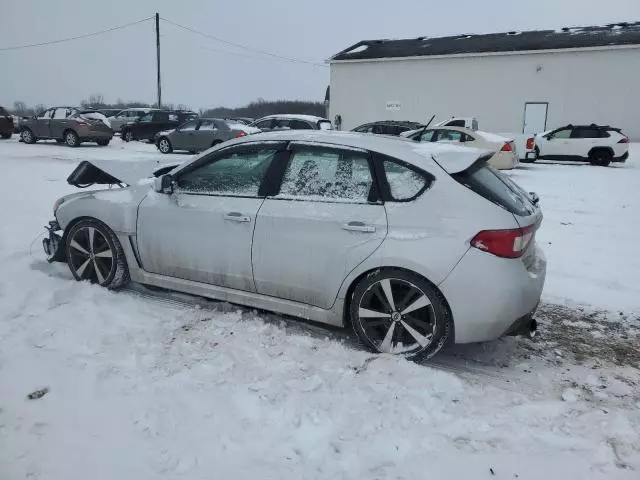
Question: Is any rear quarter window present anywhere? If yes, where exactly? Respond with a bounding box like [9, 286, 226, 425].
[452, 162, 535, 216]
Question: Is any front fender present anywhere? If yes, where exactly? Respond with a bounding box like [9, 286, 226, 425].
[56, 187, 149, 235]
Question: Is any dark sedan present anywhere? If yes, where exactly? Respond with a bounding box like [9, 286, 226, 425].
[120, 110, 198, 142]
[0, 106, 13, 139]
[155, 118, 260, 154]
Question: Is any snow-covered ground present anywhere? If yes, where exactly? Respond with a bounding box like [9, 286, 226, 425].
[0, 138, 638, 479]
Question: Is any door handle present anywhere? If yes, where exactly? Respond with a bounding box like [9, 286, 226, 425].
[342, 221, 375, 233]
[224, 212, 251, 223]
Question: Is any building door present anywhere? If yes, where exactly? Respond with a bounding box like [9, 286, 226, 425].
[523, 103, 548, 134]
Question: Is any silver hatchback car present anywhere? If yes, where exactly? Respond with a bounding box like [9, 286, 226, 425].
[43, 131, 546, 359]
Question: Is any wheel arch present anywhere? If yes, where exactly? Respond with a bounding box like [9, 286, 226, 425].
[340, 265, 455, 344]
[588, 146, 614, 158]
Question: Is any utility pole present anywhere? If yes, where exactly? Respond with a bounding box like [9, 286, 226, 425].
[155, 12, 162, 108]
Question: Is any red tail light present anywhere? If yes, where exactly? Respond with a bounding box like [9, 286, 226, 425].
[526, 137, 535, 150]
[618, 137, 629, 143]
[471, 224, 535, 258]
[235, 131, 247, 138]
[500, 142, 513, 152]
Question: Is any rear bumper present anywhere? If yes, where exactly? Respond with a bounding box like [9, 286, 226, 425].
[613, 151, 629, 163]
[439, 245, 547, 344]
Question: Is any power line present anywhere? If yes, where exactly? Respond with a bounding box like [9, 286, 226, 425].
[160, 16, 327, 68]
[0, 17, 154, 52]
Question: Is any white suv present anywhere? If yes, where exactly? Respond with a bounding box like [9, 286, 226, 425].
[534, 124, 629, 166]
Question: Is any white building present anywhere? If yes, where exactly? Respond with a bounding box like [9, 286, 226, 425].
[328, 23, 640, 139]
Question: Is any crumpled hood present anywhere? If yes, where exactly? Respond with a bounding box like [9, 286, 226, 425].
[67, 159, 183, 187]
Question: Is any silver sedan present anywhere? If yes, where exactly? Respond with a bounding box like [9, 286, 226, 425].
[156, 118, 260, 154]
[43, 131, 546, 359]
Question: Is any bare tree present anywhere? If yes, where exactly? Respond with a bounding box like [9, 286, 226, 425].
[33, 104, 47, 115]
[13, 101, 27, 115]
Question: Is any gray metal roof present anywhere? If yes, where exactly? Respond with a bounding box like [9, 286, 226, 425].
[330, 22, 640, 61]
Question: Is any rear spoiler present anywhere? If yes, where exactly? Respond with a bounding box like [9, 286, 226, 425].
[67, 160, 182, 188]
[431, 150, 494, 174]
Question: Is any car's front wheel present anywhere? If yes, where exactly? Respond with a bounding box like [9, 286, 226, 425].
[122, 130, 133, 142]
[157, 137, 173, 154]
[65, 219, 130, 289]
[96, 139, 110, 146]
[350, 269, 451, 360]
[21, 128, 36, 144]
[64, 130, 80, 147]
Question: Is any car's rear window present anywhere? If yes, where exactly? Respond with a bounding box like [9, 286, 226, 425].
[452, 162, 535, 216]
[318, 120, 333, 130]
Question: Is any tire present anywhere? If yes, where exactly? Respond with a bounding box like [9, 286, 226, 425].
[350, 269, 452, 360]
[532, 146, 540, 162]
[96, 139, 110, 146]
[157, 137, 172, 154]
[65, 219, 130, 289]
[589, 150, 612, 166]
[21, 128, 36, 144]
[64, 130, 80, 147]
[122, 130, 133, 142]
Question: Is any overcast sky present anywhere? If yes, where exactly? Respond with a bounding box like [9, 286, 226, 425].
[2, 0, 639, 110]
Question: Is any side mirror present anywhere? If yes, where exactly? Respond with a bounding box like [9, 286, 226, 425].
[153, 174, 174, 194]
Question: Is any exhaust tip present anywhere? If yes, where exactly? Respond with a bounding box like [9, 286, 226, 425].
[528, 319, 538, 338]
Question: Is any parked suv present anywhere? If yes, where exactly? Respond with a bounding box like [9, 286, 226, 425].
[250, 115, 332, 132]
[109, 108, 159, 133]
[20, 107, 113, 147]
[0, 106, 13, 139]
[121, 110, 198, 142]
[534, 124, 629, 166]
[352, 120, 424, 136]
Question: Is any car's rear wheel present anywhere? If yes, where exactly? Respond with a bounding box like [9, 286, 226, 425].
[589, 150, 612, 166]
[21, 128, 36, 144]
[122, 130, 133, 142]
[65, 219, 129, 289]
[96, 139, 110, 146]
[64, 130, 80, 147]
[157, 137, 172, 154]
[350, 269, 451, 360]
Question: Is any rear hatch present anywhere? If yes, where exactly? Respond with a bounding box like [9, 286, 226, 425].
[450, 159, 542, 267]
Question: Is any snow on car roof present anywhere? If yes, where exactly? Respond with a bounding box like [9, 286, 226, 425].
[474, 130, 513, 143]
[258, 114, 330, 122]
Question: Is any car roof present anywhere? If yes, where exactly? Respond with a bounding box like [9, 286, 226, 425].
[257, 114, 329, 122]
[364, 120, 423, 126]
[190, 130, 492, 174]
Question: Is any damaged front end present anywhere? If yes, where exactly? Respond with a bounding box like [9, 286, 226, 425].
[43, 220, 65, 263]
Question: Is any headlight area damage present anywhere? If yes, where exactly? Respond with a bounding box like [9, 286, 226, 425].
[43, 159, 182, 263]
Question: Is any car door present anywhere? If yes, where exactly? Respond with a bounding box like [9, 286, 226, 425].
[194, 119, 222, 151]
[171, 119, 199, 150]
[541, 127, 572, 158]
[570, 126, 600, 157]
[136, 142, 285, 291]
[51, 107, 76, 139]
[32, 108, 54, 137]
[252, 142, 387, 309]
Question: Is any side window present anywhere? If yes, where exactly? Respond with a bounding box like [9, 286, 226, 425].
[176, 147, 277, 196]
[179, 120, 198, 131]
[135, 111, 147, 118]
[273, 119, 291, 130]
[552, 128, 572, 139]
[572, 127, 600, 139]
[254, 119, 273, 129]
[382, 159, 429, 201]
[289, 120, 313, 130]
[463, 133, 476, 142]
[371, 124, 384, 135]
[139, 113, 153, 122]
[153, 112, 169, 122]
[416, 129, 436, 142]
[278, 148, 373, 202]
[354, 124, 372, 133]
[53, 107, 73, 119]
[199, 120, 217, 131]
[435, 130, 463, 143]
[39, 109, 54, 119]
